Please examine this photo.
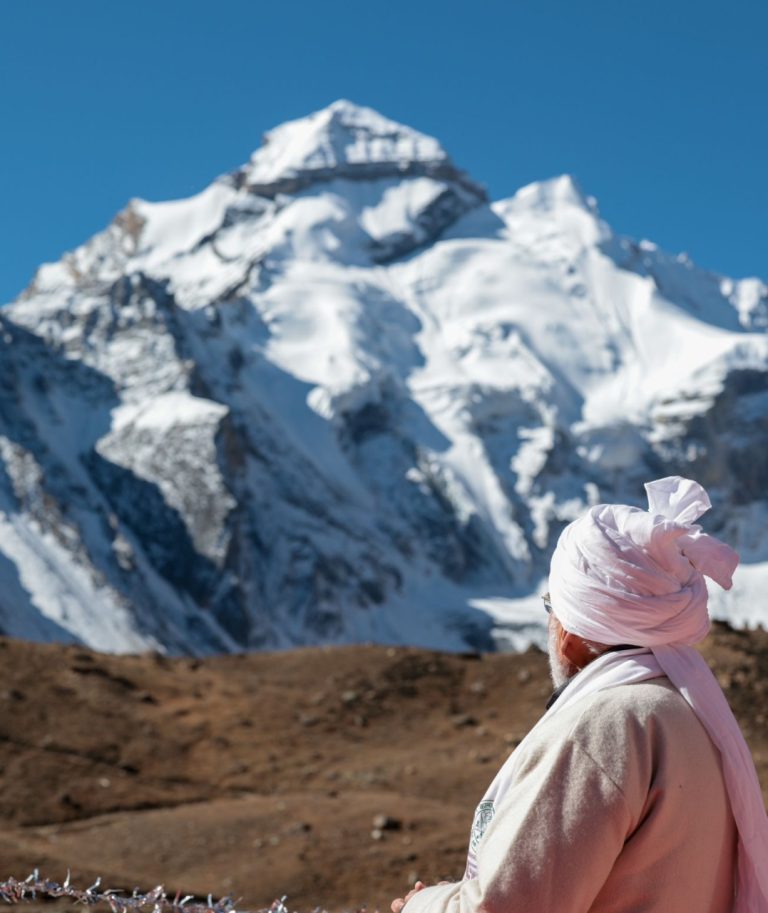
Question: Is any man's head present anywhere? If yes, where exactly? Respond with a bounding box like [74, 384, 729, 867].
[546, 477, 738, 655]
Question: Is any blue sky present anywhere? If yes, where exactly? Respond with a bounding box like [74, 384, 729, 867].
[1, 0, 765, 305]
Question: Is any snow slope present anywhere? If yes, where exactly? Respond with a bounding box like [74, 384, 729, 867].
[2, 99, 768, 653]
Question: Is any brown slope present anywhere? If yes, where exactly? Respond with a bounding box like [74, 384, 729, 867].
[0, 623, 766, 912]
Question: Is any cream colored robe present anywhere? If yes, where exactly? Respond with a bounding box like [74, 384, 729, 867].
[405, 678, 736, 913]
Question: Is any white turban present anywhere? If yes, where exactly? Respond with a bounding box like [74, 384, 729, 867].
[549, 475, 738, 647]
[548, 476, 767, 912]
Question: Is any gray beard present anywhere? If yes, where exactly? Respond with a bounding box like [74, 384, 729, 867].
[547, 621, 572, 689]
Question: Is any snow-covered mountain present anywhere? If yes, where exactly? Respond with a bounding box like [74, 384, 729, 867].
[3, 99, 768, 654]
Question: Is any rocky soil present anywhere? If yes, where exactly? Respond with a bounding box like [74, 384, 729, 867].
[1, 624, 766, 911]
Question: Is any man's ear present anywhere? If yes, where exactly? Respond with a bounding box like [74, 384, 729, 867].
[559, 628, 595, 671]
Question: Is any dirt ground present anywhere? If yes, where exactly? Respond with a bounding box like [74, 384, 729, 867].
[0, 623, 766, 911]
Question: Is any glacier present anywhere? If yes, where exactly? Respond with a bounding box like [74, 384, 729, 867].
[2, 98, 768, 654]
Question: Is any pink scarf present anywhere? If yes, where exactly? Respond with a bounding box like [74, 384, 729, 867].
[549, 476, 767, 912]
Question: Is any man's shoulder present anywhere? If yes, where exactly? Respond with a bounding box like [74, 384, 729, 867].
[562, 677, 704, 749]
[576, 677, 690, 725]
[521, 679, 685, 768]
[545, 678, 722, 801]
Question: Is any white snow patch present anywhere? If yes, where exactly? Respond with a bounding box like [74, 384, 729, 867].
[133, 182, 238, 267]
[111, 392, 228, 433]
[0, 510, 160, 653]
[359, 177, 446, 241]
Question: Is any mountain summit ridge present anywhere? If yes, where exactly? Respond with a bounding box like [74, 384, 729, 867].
[229, 99, 487, 205]
[3, 101, 768, 654]
[240, 99, 449, 179]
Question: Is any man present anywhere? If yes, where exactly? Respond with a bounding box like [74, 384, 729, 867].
[392, 477, 768, 913]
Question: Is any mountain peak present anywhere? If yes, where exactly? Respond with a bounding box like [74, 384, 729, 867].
[234, 99, 456, 194]
[511, 174, 596, 213]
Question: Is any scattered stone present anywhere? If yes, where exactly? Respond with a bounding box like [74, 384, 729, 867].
[451, 713, 478, 728]
[372, 813, 402, 831]
[517, 668, 532, 684]
[341, 690, 359, 704]
[58, 792, 81, 809]
[298, 713, 321, 727]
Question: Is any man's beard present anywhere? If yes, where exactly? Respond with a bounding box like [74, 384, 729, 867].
[547, 620, 572, 689]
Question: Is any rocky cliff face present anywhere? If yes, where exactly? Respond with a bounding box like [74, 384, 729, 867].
[2, 99, 767, 653]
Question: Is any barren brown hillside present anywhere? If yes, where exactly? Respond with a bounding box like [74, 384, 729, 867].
[0, 624, 766, 911]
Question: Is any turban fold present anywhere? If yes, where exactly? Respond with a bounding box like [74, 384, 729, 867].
[548, 477, 767, 912]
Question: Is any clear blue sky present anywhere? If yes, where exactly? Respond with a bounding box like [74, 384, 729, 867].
[1, 0, 765, 305]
